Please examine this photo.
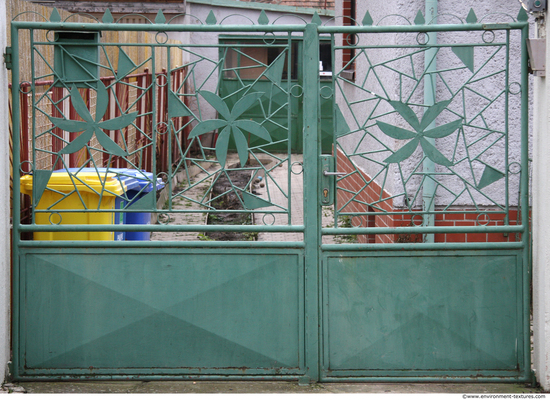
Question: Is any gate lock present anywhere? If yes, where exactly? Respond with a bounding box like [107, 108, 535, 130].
[320, 155, 345, 206]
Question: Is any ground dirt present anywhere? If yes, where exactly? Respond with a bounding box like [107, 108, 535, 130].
[205, 167, 256, 241]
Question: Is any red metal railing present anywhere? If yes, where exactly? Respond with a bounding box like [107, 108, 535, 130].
[10, 67, 189, 175]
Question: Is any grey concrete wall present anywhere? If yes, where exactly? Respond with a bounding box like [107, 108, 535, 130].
[0, 0, 11, 383]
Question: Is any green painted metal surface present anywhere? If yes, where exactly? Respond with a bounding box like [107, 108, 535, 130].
[322, 251, 522, 376]
[21, 248, 304, 375]
[9, 7, 531, 382]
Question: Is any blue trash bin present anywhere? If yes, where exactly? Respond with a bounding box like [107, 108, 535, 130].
[114, 169, 165, 240]
[56, 168, 164, 240]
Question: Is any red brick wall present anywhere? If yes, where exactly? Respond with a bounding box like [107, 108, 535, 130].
[335, 148, 520, 243]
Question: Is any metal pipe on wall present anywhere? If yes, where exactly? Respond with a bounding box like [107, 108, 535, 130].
[422, 0, 438, 242]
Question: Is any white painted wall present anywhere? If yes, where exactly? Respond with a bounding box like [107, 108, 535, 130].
[0, 0, 11, 383]
[532, 11, 550, 392]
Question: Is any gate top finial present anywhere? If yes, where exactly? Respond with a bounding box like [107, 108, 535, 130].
[49, 8, 61, 22]
[102, 9, 114, 24]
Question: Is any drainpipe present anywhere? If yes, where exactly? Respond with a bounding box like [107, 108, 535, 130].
[422, 0, 437, 243]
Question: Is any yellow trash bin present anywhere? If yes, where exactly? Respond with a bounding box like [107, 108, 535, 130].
[20, 172, 126, 240]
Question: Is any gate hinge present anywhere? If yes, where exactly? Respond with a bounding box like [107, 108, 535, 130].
[3, 47, 12, 70]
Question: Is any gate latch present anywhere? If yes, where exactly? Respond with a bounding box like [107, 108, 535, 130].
[320, 155, 345, 206]
[3, 47, 12, 70]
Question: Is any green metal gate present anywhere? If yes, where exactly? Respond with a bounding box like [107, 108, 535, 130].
[9, 7, 531, 382]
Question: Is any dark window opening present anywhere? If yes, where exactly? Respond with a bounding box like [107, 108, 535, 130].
[222, 40, 298, 81]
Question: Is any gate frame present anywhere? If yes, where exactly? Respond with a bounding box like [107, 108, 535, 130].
[8, 11, 531, 383]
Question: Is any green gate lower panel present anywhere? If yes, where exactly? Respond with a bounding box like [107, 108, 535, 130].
[18, 247, 304, 378]
[322, 250, 524, 379]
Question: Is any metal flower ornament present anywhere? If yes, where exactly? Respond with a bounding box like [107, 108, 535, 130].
[378, 100, 463, 167]
[189, 91, 272, 167]
[48, 82, 138, 157]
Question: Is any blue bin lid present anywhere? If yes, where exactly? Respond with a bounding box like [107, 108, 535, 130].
[55, 168, 165, 193]
[105, 168, 165, 192]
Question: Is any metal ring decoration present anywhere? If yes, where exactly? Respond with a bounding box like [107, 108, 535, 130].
[155, 32, 169, 45]
[48, 212, 62, 225]
[19, 82, 32, 94]
[290, 85, 303, 98]
[426, 13, 464, 25]
[271, 14, 307, 25]
[482, 30, 495, 44]
[155, 121, 169, 135]
[320, 86, 333, 100]
[167, 13, 191, 25]
[416, 32, 429, 45]
[291, 161, 303, 175]
[508, 162, 521, 175]
[157, 172, 169, 185]
[412, 214, 424, 226]
[64, 12, 100, 23]
[262, 213, 275, 225]
[45, 30, 55, 43]
[345, 33, 359, 47]
[351, 215, 363, 228]
[476, 213, 490, 226]
[262, 32, 277, 45]
[19, 161, 34, 174]
[508, 82, 521, 95]
[157, 213, 171, 225]
[377, 14, 413, 26]
[115, 13, 154, 24]
[156, 74, 168, 88]
[219, 14, 255, 25]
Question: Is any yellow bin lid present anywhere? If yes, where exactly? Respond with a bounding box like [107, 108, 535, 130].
[20, 172, 126, 196]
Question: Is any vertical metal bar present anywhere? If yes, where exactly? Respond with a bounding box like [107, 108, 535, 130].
[505, 31, 511, 226]
[520, 22, 531, 381]
[287, 33, 292, 225]
[302, 23, 320, 383]
[166, 49, 172, 204]
[422, 0, 437, 243]
[10, 23, 21, 380]
[152, 49, 159, 200]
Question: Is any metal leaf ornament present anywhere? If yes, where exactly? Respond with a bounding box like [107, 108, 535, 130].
[189, 91, 272, 167]
[48, 82, 137, 156]
[377, 100, 462, 166]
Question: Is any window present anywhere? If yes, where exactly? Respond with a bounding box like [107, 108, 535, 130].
[222, 40, 299, 81]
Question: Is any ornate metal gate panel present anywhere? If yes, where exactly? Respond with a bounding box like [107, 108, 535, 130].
[316, 10, 530, 381]
[9, 7, 530, 382]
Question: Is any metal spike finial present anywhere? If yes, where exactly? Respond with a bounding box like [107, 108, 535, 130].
[50, 8, 61, 22]
[311, 11, 322, 25]
[414, 10, 425, 25]
[102, 9, 114, 23]
[258, 10, 269, 25]
[206, 10, 217, 25]
[517, 7, 528, 21]
[155, 10, 166, 24]
[362, 11, 373, 26]
[466, 8, 477, 24]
